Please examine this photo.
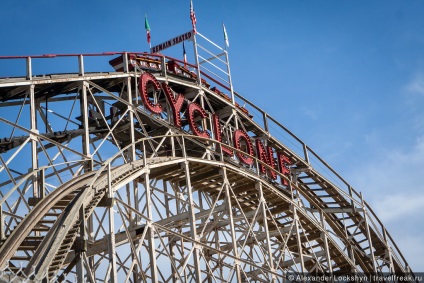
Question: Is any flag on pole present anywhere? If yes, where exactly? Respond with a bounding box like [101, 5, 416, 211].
[190, 0, 197, 34]
[145, 15, 151, 44]
[222, 23, 229, 48]
[183, 41, 187, 67]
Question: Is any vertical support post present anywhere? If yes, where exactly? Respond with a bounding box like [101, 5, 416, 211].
[164, 180, 177, 283]
[79, 55, 85, 76]
[361, 194, 377, 273]
[341, 212, 357, 272]
[183, 159, 202, 283]
[125, 76, 140, 281]
[302, 143, 310, 164]
[39, 168, 45, 199]
[45, 96, 49, 133]
[142, 140, 147, 167]
[123, 52, 129, 73]
[134, 62, 139, 105]
[221, 168, 242, 282]
[199, 92, 209, 149]
[348, 242, 356, 274]
[223, 50, 235, 104]
[191, 35, 203, 86]
[144, 167, 159, 283]
[262, 112, 269, 133]
[0, 205, 4, 242]
[171, 136, 176, 157]
[233, 108, 239, 129]
[293, 206, 306, 274]
[383, 228, 395, 273]
[126, 77, 136, 162]
[125, 74, 138, 223]
[76, 204, 86, 283]
[256, 181, 276, 283]
[320, 211, 333, 279]
[124, 76, 139, 282]
[107, 164, 118, 283]
[26, 57, 32, 80]
[80, 82, 92, 170]
[29, 84, 38, 198]
[348, 186, 357, 214]
[79, 81, 94, 273]
[160, 55, 167, 78]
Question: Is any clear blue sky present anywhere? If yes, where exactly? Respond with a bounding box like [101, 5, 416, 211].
[2, 0, 424, 271]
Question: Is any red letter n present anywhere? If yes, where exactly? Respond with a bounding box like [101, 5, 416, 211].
[277, 152, 291, 186]
[255, 139, 277, 180]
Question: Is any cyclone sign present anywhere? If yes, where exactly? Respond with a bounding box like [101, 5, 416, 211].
[139, 72, 292, 185]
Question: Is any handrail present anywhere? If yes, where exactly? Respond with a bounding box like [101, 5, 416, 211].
[0, 52, 127, 59]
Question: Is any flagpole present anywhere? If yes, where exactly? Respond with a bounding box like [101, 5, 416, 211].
[222, 22, 234, 104]
[190, 0, 202, 86]
[183, 41, 187, 68]
[192, 31, 202, 86]
[145, 14, 152, 52]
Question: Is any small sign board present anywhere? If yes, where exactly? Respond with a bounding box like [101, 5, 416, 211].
[150, 30, 193, 53]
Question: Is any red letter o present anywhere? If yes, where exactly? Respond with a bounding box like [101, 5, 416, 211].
[233, 129, 254, 165]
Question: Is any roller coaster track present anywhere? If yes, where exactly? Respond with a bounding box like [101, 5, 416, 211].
[0, 150, 353, 281]
[0, 52, 415, 282]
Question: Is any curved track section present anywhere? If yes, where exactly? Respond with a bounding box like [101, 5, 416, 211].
[0, 152, 355, 282]
[0, 52, 415, 282]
